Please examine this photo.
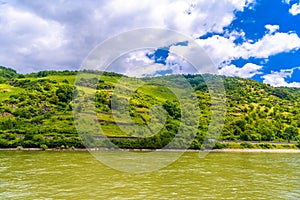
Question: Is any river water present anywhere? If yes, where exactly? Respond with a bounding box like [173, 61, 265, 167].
[0, 151, 299, 199]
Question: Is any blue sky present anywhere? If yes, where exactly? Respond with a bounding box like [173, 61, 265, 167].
[226, 0, 300, 85]
[0, 0, 300, 87]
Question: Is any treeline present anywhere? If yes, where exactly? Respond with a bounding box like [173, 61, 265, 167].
[0, 132, 84, 149]
[0, 66, 20, 83]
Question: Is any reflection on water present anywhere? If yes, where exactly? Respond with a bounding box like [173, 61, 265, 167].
[0, 151, 299, 199]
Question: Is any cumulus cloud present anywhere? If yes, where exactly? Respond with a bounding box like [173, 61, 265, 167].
[196, 35, 240, 66]
[289, 3, 300, 16]
[165, 53, 194, 74]
[107, 50, 171, 77]
[0, 4, 69, 72]
[218, 63, 263, 78]
[196, 30, 300, 68]
[265, 24, 279, 34]
[107, 50, 154, 76]
[243, 32, 300, 58]
[124, 63, 169, 78]
[109, 49, 199, 77]
[262, 67, 300, 87]
[0, 0, 254, 73]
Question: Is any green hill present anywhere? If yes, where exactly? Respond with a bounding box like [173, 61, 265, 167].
[0, 66, 20, 82]
[0, 68, 299, 149]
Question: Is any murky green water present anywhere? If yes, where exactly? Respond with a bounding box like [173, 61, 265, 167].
[0, 151, 299, 199]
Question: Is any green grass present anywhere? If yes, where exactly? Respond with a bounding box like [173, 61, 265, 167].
[98, 123, 128, 137]
[137, 84, 177, 102]
[47, 75, 76, 84]
[0, 84, 24, 101]
[96, 112, 114, 121]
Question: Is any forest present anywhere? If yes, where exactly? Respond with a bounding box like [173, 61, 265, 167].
[0, 66, 299, 150]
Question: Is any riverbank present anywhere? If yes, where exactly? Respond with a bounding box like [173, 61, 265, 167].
[1, 147, 300, 153]
[209, 148, 300, 153]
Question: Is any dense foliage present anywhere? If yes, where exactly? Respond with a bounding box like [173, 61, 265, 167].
[0, 67, 299, 149]
[0, 66, 20, 83]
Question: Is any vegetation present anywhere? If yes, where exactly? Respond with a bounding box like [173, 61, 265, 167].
[0, 67, 299, 149]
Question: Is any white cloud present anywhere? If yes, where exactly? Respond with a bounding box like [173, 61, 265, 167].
[289, 3, 300, 15]
[196, 31, 300, 67]
[108, 50, 155, 76]
[198, 29, 300, 80]
[93, 0, 254, 38]
[125, 51, 155, 66]
[124, 63, 169, 77]
[196, 35, 241, 66]
[107, 50, 171, 77]
[262, 67, 300, 87]
[265, 24, 279, 34]
[108, 49, 200, 77]
[165, 52, 198, 74]
[218, 63, 263, 78]
[227, 30, 246, 41]
[0, 6, 66, 50]
[0, 4, 69, 73]
[243, 32, 300, 58]
[0, 0, 255, 72]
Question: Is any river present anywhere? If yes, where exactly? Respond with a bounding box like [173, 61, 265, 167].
[0, 151, 299, 199]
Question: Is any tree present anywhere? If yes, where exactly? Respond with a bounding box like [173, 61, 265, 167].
[283, 126, 299, 143]
[163, 100, 181, 120]
[235, 119, 246, 132]
[56, 85, 77, 103]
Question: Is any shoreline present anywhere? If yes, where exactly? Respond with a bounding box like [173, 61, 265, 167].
[208, 148, 300, 153]
[1, 148, 300, 153]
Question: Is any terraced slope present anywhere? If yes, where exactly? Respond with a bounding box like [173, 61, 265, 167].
[0, 67, 299, 149]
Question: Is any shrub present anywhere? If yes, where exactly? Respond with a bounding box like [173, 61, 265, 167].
[40, 144, 48, 150]
[0, 139, 9, 148]
[16, 146, 23, 150]
[213, 142, 228, 149]
[226, 143, 242, 149]
[240, 142, 254, 149]
[250, 134, 261, 141]
[258, 143, 274, 149]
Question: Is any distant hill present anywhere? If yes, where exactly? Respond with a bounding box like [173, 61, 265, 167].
[0, 66, 19, 82]
[0, 67, 299, 149]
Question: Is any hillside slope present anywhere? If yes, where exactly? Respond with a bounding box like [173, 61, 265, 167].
[0, 68, 299, 149]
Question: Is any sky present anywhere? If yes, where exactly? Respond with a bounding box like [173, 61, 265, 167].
[0, 0, 300, 87]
